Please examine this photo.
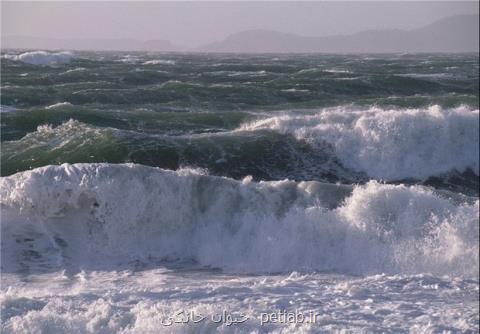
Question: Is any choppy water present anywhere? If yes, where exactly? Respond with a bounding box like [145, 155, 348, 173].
[1, 50, 479, 333]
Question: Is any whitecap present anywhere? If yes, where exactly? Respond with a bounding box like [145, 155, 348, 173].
[281, 88, 310, 93]
[142, 59, 175, 65]
[1, 163, 477, 276]
[45, 102, 73, 110]
[3, 51, 73, 65]
[238, 105, 480, 181]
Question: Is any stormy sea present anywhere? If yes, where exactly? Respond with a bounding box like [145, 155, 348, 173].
[1, 50, 479, 333]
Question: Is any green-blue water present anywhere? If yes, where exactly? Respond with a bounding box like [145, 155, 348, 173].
[1, 50, 479, 333]
[1, 51, 479, 193]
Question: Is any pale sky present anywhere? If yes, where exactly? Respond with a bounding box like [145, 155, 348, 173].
[2, 1, 479, 48]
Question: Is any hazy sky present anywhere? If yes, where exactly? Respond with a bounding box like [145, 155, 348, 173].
[2, 1, 479, 48]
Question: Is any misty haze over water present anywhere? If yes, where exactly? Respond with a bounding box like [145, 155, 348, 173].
[2, 1, 479, 53]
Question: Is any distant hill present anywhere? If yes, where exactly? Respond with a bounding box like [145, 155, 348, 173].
[198, 14, 479, 53]
[2, 14, 478, 53]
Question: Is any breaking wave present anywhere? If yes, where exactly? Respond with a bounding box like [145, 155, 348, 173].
[239, 105, 479, 181]
[1, 163, 478, 276]
[142, 59, 176, 65]
[44, 102, 73, 110]
[3, 51, 73, 65]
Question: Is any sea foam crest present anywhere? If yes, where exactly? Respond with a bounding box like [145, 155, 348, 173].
[142, 59, 175, 65]
[45, 102, 73, 110]
[3, 51, 73, 65]
[239, 105, 479, 181]
[1, 163, 478, 276]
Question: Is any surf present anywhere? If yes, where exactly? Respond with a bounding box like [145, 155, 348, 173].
[238, 105, 480, 181]
[1, 163, 478, 277]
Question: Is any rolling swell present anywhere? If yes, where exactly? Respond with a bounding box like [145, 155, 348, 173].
[1, 163, 478, 276]
[2, 105, 478, 195]
[1, 52, 479, 277]
[239, 105, 479, 181]
[1, 104, 250, 141]
[2, 52, 478, 109]
[1, 119, 357, 183]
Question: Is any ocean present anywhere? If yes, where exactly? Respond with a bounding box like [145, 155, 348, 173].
[1, 50, 479, 333]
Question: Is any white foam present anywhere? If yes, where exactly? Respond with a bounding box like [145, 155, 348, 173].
[1, 269, 477, 333]
[324, 69, 352, 74]
[228, 70, 267, 77]
[61, 67, 86, 74]
[118, 55, 140, 64]
[1, 163, 477, 276]
[142, 59, 175, 65]
[281, 88, 310, 93]
[3, 51, 73, 65]
[398, 73, 451, 79]
[45, 102, 73, 110]
[238, 105, 479, 180]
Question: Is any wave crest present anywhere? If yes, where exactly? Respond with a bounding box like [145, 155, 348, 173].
[239, 105, 479, 181]
[1, 163, 478, 276]
[3, 51, 73, 65]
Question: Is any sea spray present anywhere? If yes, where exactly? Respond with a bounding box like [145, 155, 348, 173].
[238, 105, 480, 180]
[2, 163, 478, 276]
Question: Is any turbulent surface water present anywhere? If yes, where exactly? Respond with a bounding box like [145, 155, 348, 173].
[1, 50, 479, 333]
